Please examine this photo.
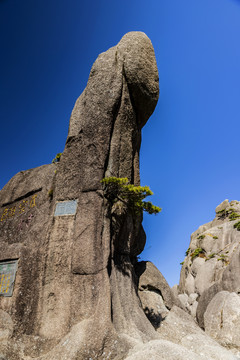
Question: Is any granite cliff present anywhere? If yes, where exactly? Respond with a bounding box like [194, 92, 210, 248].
[0, 32, 239, 360]
[177, 199, 240, 355]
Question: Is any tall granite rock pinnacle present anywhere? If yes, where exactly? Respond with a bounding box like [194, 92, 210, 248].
[0, 32, 159, 359]
[1, 33, 238, 360]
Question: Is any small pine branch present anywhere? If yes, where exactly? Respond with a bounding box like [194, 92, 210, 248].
[101, 177, 161, 215]
[52, 153, 62, 164]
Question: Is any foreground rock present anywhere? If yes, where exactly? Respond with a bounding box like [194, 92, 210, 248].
[125, 306, 239, 359]
[157, 306, 239, 360]
[204, 291, 240, 351]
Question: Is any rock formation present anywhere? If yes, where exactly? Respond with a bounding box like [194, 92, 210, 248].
[0, 31, 160, 360]
[0, 33, 239, 360]
[178, 199, 240, 356]
[135, 261, 179, 328]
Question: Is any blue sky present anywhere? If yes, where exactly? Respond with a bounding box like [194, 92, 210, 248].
[1, 0, 240, 286]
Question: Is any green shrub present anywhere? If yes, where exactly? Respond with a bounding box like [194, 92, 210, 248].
[229, 212, 240, 221]
[191, 248, 205, 260]
[216, 209, 229, 218]
[234, 221, 240, 231]
[197, 235, 205, 240]
[213, 236, 218, 239]
[217, 254, 229, 265]
[52, 153, 62, 163]
[205, 253, 216, 261]
[217, 209, 225, 214]
[101, 177, 161, 215]
[217, 207, 240, 221]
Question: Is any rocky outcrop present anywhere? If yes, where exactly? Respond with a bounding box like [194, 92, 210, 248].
[179, 199, 240, 298]
[125, 305, 239, 360]
[157, 306, 238, 360]
[178, 199, 240, 354]
[135, 261, 180, 328]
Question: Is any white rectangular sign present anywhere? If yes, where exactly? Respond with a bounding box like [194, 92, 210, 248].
[54, 200, 78, 216]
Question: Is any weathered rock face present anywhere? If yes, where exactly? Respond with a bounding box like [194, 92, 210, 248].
[0, 32, 159, 360]
[135, 261, 179, 328]
[179, 199, 240, 298]
[125, 306, 239, 360]
[204, 291, 240, 351]
[178, 199, 240, 354]
[1, 33, 238, 360]
[156, 306, 238, 360]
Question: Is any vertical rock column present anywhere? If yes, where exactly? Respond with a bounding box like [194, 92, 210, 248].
[39, 31, 159, 359]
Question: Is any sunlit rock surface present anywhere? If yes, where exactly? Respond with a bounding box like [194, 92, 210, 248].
[178, 199, 240, 355]
[0, 33, 238, 360]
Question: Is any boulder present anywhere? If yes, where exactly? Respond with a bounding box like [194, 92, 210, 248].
[138, 290, 169, 329]
[171, 284, 179, 298]
[178, 293, 189, 309]
[135, 261, 181, 328]
[204, 291, 240, 351]
[125, 339, 212, 360]
[222, 248, 240, 293]
[177, 292, 199, 318]
[196, 282, 223, 329]
[156, 306, 238, 360]
[136, 261, 177, 309]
